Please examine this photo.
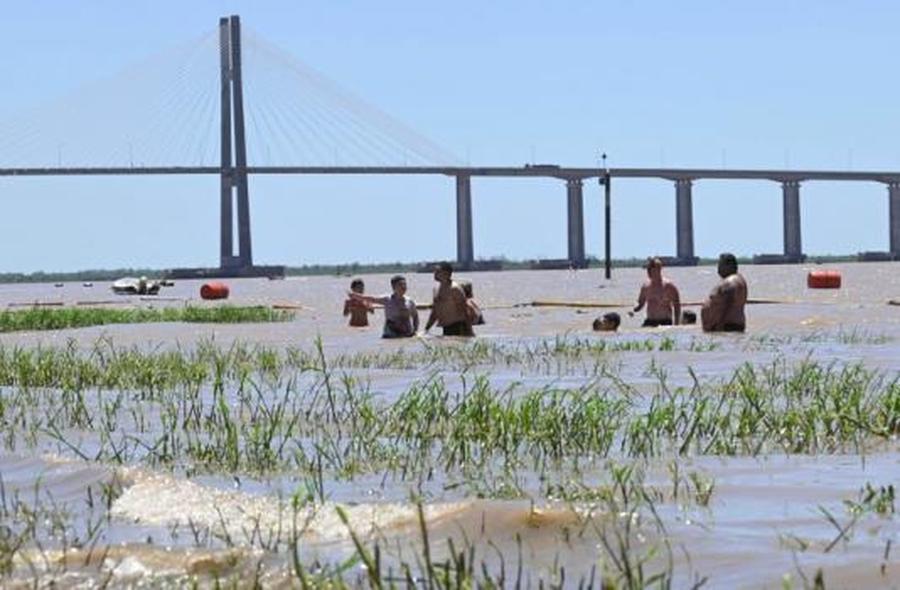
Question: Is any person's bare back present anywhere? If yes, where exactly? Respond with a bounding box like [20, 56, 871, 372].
[701, 253, 748, 332]
[431, 281, 469, 328]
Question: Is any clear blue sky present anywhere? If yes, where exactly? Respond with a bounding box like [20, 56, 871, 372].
[0, 1, 897, 272]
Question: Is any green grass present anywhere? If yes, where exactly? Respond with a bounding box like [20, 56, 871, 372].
[0, 339, 896, 477]
[0, 306, 294, 332]
[0, 336, 895, 587]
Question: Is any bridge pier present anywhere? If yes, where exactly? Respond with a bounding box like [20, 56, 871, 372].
[566, 178, 585, 267]
[890, 181, 900, 259]
[782, 180, 804, 261]
[674, 179, 697, 265]
[455, 174, 474, 269]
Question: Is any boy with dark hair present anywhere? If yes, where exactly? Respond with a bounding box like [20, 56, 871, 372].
[343, 278, 374, 327]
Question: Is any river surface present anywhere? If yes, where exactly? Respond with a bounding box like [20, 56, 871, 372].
[0, 262, 898, 588]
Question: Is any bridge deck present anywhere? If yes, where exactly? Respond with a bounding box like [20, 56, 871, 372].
[0, 166, 898, 183]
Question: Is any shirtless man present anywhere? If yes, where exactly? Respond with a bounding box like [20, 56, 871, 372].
[701, 252, 748, 332]
[632, 257, 681, 327]
[424, 261, 473, 336]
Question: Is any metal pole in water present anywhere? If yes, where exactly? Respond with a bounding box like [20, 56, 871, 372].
[602, 153, 611, 279]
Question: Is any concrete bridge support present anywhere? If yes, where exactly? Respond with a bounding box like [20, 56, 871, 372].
[218, 18, 235, 269]
[675, 179, 697, 264]
[566, 178, 585, 267]
[455, 174, 474, 269]
[890, 182, 900, 259]
[782, 180, 803, 261]
[218, 15, 253, 271]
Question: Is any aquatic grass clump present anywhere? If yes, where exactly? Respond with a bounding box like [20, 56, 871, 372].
[1, 351, 898, 481]
[0, 334, 718, 392]
[328, 334, 718, 374]
[625, 360, 900, 457]
[0, 306, 294, 333]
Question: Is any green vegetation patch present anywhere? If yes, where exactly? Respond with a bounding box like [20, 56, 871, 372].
[0, 306, 294, 333]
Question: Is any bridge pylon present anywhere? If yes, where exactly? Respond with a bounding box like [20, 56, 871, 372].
[220, 15, 253, 271]
[170, 15, 284, 279]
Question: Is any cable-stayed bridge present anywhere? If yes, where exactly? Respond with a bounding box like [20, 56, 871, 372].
[1, 15, 899, 277]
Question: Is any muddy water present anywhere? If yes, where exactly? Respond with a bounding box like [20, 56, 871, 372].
[0, 262, 898, 587]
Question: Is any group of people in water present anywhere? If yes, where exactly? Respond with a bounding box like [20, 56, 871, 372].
[344, 261, 483, 338]
[343, 253, 747, 338]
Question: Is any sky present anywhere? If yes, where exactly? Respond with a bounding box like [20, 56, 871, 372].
[0, 1, 898, 272]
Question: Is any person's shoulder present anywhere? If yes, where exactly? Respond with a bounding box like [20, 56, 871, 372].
[719, 275, 742, 293]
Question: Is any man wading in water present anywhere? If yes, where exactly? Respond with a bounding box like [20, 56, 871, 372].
[424, 261, 474, 336]
[632, 257, 681, 327]
[701, 252, 748, 332]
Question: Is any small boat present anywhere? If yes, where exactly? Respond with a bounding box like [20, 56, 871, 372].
[111, 277, 161, 296]
[82, 282, 93, 288]
[54, 282, 64, 288]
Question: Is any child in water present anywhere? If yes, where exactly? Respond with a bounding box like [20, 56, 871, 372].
[592, 312, 621, 332]
[460, 281, 485, 326]
[343, 278, 374, 327]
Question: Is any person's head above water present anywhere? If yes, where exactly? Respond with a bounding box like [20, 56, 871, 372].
[681, 310, 697, 325]
[644, 256, 663, 280]
[717, 252, 738, 278]
[390, 274, 407, 294]
[593, 312, 621, 332]
[460, 280, 473, 299]
[350, 278, 365, 293]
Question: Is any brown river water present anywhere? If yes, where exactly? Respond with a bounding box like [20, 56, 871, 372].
[0, 262, 898, 588]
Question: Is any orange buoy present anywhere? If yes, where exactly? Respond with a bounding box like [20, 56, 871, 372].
[200, 282, 230, 300]
[807, 270, 841, 289]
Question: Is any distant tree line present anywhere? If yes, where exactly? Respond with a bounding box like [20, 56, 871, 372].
[0, 255, 860, 284]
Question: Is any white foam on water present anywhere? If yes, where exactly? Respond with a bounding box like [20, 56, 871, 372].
[111, 471, 471, 544]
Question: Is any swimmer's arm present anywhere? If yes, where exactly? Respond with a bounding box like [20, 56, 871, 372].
[701, 284, 732, 331]
[670, 284, 681, 325]
[411, 305, 420, 333]
[453, 286, 471, 324]
[633, 285, 646, 313]
[424, 308, 436, 332]
[343, 300, 351, 316]
[349, 292, 388, 306]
